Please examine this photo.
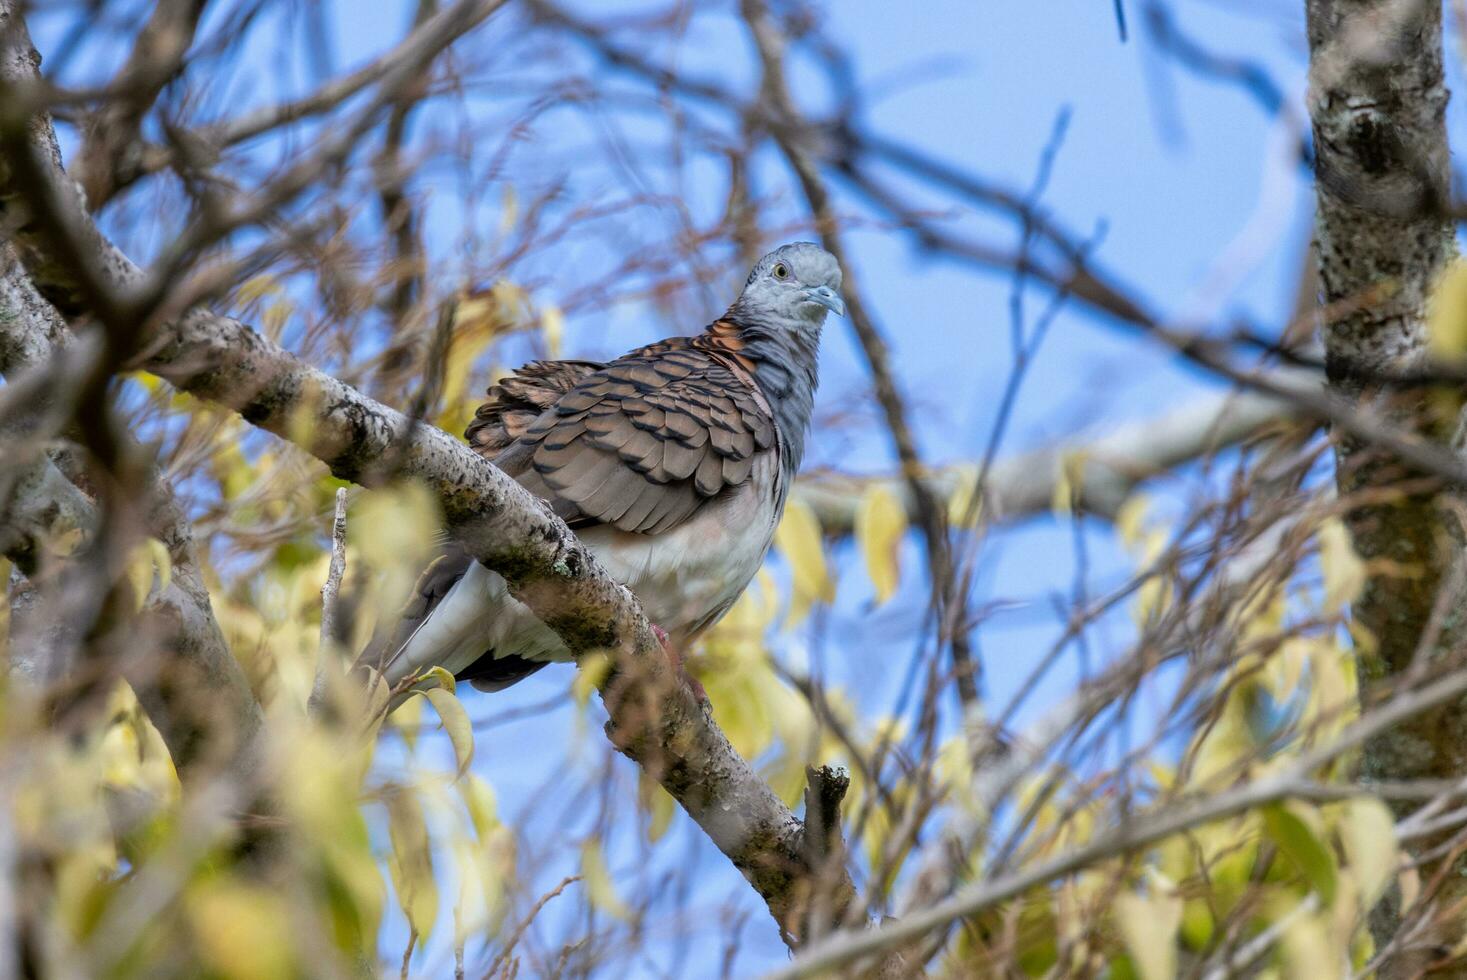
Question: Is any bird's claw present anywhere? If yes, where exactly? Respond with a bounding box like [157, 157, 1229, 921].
[651, 623, 708, 705]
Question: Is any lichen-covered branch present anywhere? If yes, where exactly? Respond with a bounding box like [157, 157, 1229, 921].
[1305, 0, 1463, 965]
[1308, 0, 1459, 782]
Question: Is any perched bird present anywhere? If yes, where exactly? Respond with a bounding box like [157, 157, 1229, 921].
[362, 242, 842, 697]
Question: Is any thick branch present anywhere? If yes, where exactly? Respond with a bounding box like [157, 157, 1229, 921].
[1306, 0, 1461, 966]
[1308, 0, 1460, 788]
[796, 378, 1309, 533]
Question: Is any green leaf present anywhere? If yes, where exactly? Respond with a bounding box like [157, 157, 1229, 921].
[1264, 802, 1338, 903]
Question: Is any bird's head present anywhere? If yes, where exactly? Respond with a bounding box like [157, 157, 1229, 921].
[734, 242, 845, 329]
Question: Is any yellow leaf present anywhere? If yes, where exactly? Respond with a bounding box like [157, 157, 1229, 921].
[386, 788, 438, 941]
[439, 321, 497, 414]
[418, 665, 457, 695]
[189, 882, 294, 980]
[359, 666, 392, 739]
[638, 774, 677, 842]
[452, 836, 495, 946]
[944, 465, 982, 528]
[1339, 797, 1396, 913]
[145, 538, 172, 596]
[774, 496, 834, 627]
[855, 483, 906, 605]
[572, 652, 612, 706]
[1429, 259, 1467, 359]
[1266, 638, 1309, 702]
[49, 526, 86, 557]
[236, 274, 282, 305]
[391, 692, 425, 753]
[1318, 519, 1365, 612]
[123, 537, 171, 611]
[1398, 867, 1421, 913]
[580, 839, 630, 921]
[1051, 450, 1088, 515]
[541, 304, 565, 359]
[287, 375, 324, 449]
[1115, 494, 1150, 548]
[421, 687, 474, 777]
[460, 774, 499, 840]
[351, 482, 441, 612]
[1114, 884, 1182, 980]
[1278, 904, 1341, 980]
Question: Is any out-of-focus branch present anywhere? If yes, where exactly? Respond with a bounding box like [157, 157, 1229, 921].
[795, 375, 1311, 533]
[740, 0, 979, 706]
[0, 255, 262, 782]
[530, 0, 1162, 333]
[73, 0, 209, 208]
[114, 0, 511, 188]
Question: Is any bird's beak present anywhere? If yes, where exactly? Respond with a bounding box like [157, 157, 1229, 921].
[805, 284, 846, 317]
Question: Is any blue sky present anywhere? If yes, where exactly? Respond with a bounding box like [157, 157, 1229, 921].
[29, 0, 1343, 975]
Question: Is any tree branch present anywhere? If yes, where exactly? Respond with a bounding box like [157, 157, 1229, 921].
[795, 375, 1310, 533]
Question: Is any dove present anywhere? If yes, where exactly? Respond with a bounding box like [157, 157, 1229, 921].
[362, 242, 842, 698]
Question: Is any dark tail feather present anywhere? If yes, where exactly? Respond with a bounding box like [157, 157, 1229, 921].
[455, 655, 549, 693]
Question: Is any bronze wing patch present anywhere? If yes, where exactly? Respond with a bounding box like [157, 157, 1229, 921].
[464, 359, 604, 458]
[494, 340, 776, 534]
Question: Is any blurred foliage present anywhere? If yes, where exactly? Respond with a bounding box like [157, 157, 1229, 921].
[3, 366, 1416, 977]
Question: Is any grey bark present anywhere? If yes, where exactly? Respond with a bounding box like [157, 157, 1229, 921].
[1305, 0, 1464, 969]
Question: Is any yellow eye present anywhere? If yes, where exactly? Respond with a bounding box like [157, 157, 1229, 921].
[772, 263, 789, 280]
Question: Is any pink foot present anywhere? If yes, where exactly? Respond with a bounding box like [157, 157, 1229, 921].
[652, 624, 708, 704]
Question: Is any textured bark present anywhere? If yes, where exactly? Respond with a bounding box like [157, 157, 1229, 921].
[1305, 0, 1464, 967]
[0, 253, 264, 782]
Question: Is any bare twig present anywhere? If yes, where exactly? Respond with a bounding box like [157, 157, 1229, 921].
[310, 486, 349, 712]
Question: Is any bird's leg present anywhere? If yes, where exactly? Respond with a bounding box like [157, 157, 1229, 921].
[652, 624, 708, 704]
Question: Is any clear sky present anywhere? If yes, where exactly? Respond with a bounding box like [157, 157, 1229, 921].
[32, 0, 1345, 975]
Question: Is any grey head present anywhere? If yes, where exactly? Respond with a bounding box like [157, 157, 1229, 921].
[730, 241, 845, 327]
[721, 242, 843, 474]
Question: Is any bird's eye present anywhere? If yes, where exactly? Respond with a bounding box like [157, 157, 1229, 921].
[772, 263, 789, 280]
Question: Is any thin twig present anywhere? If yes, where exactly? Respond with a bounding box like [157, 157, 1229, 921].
[310, 487, 349, 712]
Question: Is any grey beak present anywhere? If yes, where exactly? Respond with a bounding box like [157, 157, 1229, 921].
[806, 284, 846, 317]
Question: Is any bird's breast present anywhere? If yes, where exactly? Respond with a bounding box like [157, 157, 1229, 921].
[579, 451, 785, 647]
